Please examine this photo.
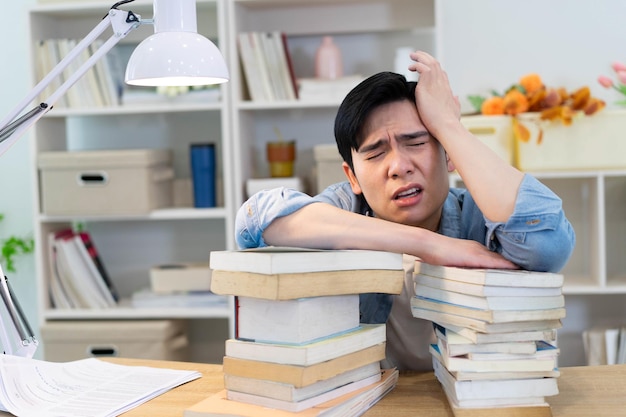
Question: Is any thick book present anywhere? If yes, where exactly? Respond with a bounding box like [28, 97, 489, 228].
[222, 343, 386, 388]
[224, 362, 381, 402]
[236, 294, 360, 344]
[184, 368, 398, 417]
[410, 296, 566, 323]
[212, 269, 404, 300]
[436, 322, 558, 344]
[226, 324, 385, 366]
[429, 343, 557, 373]
[77, 230, 119, 302]
[411, 303, 563, 333]
[415, 261, 564, 288]
[435, 329, 538, 357]
[415, 285, 564, 311]
[467, 341, 560, 361]
[414, 273, 562, 297]
[432, 355, 559, 401]
[209, 247, 404, 274]
[226, 371, 381, 412]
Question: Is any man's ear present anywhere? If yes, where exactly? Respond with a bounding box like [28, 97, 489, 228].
[446, 154, 456, 173]
[342, 162, 363, 195]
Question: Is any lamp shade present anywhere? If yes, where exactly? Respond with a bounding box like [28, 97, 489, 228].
[125, 0, 229, 87]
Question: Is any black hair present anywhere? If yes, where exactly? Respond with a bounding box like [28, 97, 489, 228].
[334, 72, 417, 170]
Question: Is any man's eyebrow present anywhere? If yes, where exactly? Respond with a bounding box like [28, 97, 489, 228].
[358, 139, 386, 153]
[398, 130, 429, 140]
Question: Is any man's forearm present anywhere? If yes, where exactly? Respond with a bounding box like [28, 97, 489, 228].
[264, 202, 517, 269]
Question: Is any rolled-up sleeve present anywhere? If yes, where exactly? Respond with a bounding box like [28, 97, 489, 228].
[235, 188, 318, 249]
[485, 175, 576, 272]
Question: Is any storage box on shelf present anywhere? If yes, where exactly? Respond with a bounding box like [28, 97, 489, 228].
[29, 0, 234, 363]
[40, 319, 189, 362]
[38, 149, 174, 215]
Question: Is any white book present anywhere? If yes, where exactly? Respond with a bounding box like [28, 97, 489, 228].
[435, 327, 538, 356]
[224, 362, 381, 402]
[225, 324, 385, 365]
[210, 247, 403, 274]
[432, 355, 559, 401]
[467, 340, 559, 361]
[70, 235, 116, 307]
[415, 285, 564, 311]
[47, 232, 74, 309]
[237, 32, 267, 101]
[54, 237, 100, 309]
[414, 273, 562, 297]
[430, 343, 557, 373]
[415, 260, 564, 288]
[249, 31, 275, 101]
[226, 371, 381, 412]
[438, 322, 558, 344]
[236, 294, 360, 344]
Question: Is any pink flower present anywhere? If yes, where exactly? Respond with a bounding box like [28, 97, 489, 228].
[617, 70, 626, 85]
[598, 75, 613, 88]
[611, 61, 626, 72]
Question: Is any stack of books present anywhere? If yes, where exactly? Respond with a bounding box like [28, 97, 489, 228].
[183, 247, 405, 417]
[410, 261, 565, 416]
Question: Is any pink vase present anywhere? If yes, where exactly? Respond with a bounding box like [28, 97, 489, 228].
[315, 36, 343, 80]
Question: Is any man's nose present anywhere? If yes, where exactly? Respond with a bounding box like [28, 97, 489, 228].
[388, 149, 413, 178]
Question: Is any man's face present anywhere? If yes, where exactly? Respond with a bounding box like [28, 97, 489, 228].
[342, 100, 453, 231]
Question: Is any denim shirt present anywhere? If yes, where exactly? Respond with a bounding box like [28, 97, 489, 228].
[235, 174, 576, 325]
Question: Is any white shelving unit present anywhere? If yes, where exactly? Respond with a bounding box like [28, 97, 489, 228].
[28, 0, 626, 367]
[29, 0, 233, 364]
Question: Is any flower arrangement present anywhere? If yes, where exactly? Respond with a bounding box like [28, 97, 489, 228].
[468, 73, 605, 144]
[598, 62, 626, 106]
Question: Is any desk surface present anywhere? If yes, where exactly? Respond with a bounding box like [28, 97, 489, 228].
[107, 358, 626, 417]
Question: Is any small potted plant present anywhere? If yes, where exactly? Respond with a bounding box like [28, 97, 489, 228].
[0, 214, 34, 273]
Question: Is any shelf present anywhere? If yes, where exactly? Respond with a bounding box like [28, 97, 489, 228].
[43, 305, 233, 320]
[38, 207, 230, 223]
[43, 102, 224, 117]
[236, 99, 341, 110]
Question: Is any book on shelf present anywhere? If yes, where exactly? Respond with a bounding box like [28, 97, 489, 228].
[226, 371, 381, 412]
[224, 362, 381, 403]
[222, 343, 386, 388]
[236, 294, 360, 344]
[149, 262, 212, 294]
[410, 296, 566, 323]
[297, 75, 365, 101]
[414, 273, 563, 297]
[33, 38, 122, 109]
[225, 324, 386, 366]
[414, 285, 564, 311]
[236, 31, 297, 102]
[184, 368, 398, 417]
[77, 230, 118, 302]
[209, 247, 404, 300]
[131, 289, 228, 309]
[414, 260, 564, 288]
[49, 229, 116, 309]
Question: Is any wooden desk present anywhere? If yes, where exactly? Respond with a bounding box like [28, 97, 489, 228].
[108, 358, 626, 417]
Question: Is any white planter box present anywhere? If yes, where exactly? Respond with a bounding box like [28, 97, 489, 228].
[516, 109, 626, 171]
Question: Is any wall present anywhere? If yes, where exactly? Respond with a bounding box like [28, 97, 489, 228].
[0, 0, 39, 357]
[438, 0, 626, 113]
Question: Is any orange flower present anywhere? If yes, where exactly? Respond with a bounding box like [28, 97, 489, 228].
[480, 96, 505, 115]
[502, 89, 529, 115]
[519, 73, 543, 94]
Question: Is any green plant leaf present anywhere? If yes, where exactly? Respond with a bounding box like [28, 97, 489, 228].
[467, 95, 486, 112]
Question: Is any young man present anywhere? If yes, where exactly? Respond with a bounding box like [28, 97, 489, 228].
[235, 51, 575, 370]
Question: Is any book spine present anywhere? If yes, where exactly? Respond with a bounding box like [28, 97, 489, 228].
[78, 231, 119, 302]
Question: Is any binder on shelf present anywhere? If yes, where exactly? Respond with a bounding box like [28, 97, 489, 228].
[190, 143, 217, 208]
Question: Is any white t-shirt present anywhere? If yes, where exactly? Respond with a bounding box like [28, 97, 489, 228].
[381, 254, 437, 371]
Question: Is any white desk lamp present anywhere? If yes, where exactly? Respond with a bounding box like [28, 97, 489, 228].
[0, 0, 229, 357]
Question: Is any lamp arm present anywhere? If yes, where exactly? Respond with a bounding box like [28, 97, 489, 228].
[0, 6, 145, 358]
[0, 8, 143, 157]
